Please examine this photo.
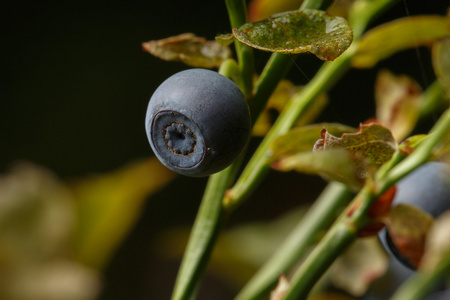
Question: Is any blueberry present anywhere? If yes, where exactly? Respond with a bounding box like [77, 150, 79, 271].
[145, 69, 251, 177]
[379, 162, 450, 269]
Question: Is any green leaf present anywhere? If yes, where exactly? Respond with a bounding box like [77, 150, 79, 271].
[432, 37, 450, 98]
[215, 33, 235, 46]
[353, 15, 450, 68]
[270, 123, 356, 159]
[381, 204, 434, 268]
[142, 33, 232, 68]
[232, 9, 353, 61]
[375, 70, 422, 142]
[72, 158, 176, 269]
[272, 148, 364, 189]
[314, 123, 397, 167]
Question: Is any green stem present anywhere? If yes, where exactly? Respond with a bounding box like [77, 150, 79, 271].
[281, 107, 450, 300]
[248, 53, 293, 125]
[377, 108, 450, 194]
[224, 46, 355, 211]
[170, 165, 235, 300]
[391, 253, 450, 300]
[226, 0, 254, 97]
[420, 80, 447, 118]
[218, 58, 240, 82]
[247, 0, 333, 127]
[223, 0, 401, 211]
[170, 58, 249, 300]
[235, 182, 353, 300]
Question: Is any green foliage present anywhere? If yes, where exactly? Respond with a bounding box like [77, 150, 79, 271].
[230, 9, 353, 60]
[2, 0, 450, 300]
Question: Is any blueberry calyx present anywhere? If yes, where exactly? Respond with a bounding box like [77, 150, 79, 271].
[164, 122, 197, 156]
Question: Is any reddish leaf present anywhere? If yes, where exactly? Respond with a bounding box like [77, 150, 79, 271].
[357, 186, 397, 237]
[381, 204, 434, 268]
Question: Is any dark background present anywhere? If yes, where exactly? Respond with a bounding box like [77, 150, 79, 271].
[1, 1, 448, 299]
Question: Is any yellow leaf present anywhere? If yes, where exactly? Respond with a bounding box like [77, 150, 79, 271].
[353, 16, 450, 68]
[72, 157, 176, 269]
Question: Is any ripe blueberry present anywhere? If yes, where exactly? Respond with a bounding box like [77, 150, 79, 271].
[379, 162, 450, 269]
[145, 69, 251, 177]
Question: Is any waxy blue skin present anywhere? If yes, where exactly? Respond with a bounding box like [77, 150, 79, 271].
[146, 69, 251, 177]
[379, 162, 450, 269]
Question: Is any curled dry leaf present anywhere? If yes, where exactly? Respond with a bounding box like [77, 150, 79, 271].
[271, 123, 397, 190]
[270, 123, 356, 158]
[314, 123, 397, 167]
[142, 33, 232, 68]
[381, 204, 434, 268]
[375, 70, 422, 142]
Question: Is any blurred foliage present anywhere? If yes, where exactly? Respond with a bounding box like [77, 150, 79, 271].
[71, 157, 176, 269]
[253, 80, 329, 136]
[352, 15, 450, 68]
[432, 37, 450, 98]
[0, 163, 99, 300]
[380, 204, 435, 268]
[271, 123, 397, 190]
[154, 206, 309, 289]
[328, 237, 388, 296]
[375, 70, 421, 142]
[0, 158, 175, 299]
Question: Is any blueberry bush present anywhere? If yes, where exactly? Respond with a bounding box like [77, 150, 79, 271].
[1, 1, 449, 300]
[143, 0, 450, 299]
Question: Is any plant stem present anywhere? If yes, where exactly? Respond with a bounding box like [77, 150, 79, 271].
[235, 182, 353, 300]
[226, 0, 254, 97]
[170, 165, 235, 300]
[420, 80, 447, 118]
[218, 58, 240, 81]
[377, 107, 450, 195]
[224, 0, 401, 211]
[391, 253, 450, 300]
[247, 0, 333, 127]
[224, 46, 355, 211]
[248, 53, 293, 125]
[281, 107, 450, 300]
